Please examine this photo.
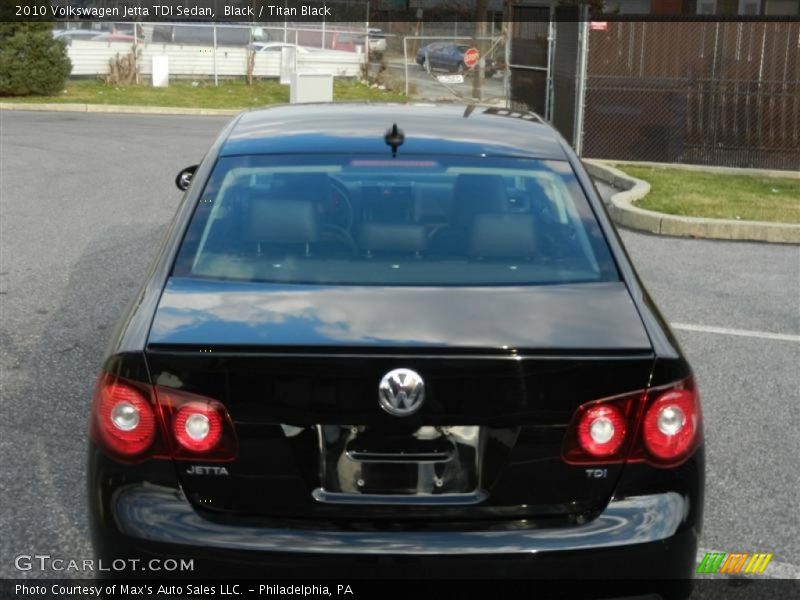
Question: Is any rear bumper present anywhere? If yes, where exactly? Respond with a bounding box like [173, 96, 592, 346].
[115, 485, 687, 556]
[94, 484, 698, 582]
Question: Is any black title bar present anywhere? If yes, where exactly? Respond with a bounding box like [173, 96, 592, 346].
[2, 1, 799, 23]
[1, 578, 800, 600]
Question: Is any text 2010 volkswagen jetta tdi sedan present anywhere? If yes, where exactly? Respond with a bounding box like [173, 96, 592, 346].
[87, 104, 703, 590]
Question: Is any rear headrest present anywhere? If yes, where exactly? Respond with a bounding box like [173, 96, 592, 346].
[219, 184, 273, 213]
[358, 223, 427, 254]
[452, 174, 508, 226]
[469, 214, 537, 259]
[270, 173, 328, 202]
[243, 199, 319, 245]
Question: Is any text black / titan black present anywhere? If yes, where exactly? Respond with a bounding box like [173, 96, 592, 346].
[87, 104, 703, 598]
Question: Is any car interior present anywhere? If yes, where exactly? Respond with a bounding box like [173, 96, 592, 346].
[186, 164, 608, 285]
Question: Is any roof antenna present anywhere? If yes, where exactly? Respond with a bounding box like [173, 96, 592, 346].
[384, 123, 404, 158]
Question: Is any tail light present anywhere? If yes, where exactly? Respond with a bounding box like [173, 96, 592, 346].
[91, 373, 161, 458]
[90, 372, 237, 462]
[174, 403, 222, 452]
[562, 376, 702, 468]
[635, 378, 702, 467]
[562, 390, 641, 465]
[155, 387, 237, 460]
[577, 404, 627, 457]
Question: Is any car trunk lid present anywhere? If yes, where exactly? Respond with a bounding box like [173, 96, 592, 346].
[146, 278, 653, 523]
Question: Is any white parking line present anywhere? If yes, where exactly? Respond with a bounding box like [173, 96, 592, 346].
[697, 548, 800, 579]
[671, 323, 800, 343]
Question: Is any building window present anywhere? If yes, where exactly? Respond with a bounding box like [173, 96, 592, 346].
[738, 0, 761, 13]
[697, 0, 718, 13]
[764, 0, 800, 14]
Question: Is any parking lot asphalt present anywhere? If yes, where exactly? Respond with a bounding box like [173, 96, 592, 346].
[1, 111, 798, 581]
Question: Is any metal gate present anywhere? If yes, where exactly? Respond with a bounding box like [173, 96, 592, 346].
[509, 3, 553, 117]
[511, 14, 799, 169]
[509, 3, 589, 151]
[581, 21, 800, 170]
[550, 5, 587, 151]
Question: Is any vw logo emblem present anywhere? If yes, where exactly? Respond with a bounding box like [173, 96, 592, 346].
[378, 368, 425, 416]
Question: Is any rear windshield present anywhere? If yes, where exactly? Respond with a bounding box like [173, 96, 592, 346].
[172, 155, 618, 286]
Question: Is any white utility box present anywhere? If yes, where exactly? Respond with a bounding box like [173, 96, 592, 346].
[290, 72, 333, 104]
[151, 56, 169, 87]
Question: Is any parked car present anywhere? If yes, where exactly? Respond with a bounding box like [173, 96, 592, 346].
[251, 42, 313, 54]
[105, 22, 145, 39]
[416, 42, 498, 77]
[91, 34, 136, 44]
[293, 28, 360, 52]
[87, 104, 703, 595]
[363, 28, 387, 56]
[54, 22, 144, 39]
[52, 30, 100, 45]
[327, 31, 359, 53]
[152, 25, 263, 46]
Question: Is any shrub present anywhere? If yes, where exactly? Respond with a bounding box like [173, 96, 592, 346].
[0, 22, 71, 96]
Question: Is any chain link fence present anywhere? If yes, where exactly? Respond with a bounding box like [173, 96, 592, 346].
[361, 21, 507, 105]
[582, 21, 800, 170]
[400, 33, 507, 103]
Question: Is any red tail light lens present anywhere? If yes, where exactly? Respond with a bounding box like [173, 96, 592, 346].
[154, 386, 237, 461]
[562, 376, 702, 468]
[173, 403, 222, 452]
[640, 383, 702, 466]
[172, 402, 224, 453]
[562, 391, 641, 464]
[577, 405, 627, 457]
[90, 372, 237, 462]
[91, 373, 157, 458]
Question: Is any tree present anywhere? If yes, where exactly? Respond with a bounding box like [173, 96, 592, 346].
[0, 22, 71, 96]
[245, 0, 257, 86]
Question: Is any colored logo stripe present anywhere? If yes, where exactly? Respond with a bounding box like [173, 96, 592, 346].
[697, 552, 773, 574]
[697, 552, 726, 574]
[720, 553, 749, 574]
[744, 553, 773, 574]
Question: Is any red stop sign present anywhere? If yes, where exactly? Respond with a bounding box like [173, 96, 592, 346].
[463, 47, 480, 69]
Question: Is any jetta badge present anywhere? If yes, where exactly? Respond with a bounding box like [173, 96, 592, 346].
[378, 368, 425, 416]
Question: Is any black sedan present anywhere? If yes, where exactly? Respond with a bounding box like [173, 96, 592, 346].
[416, 42, 498, 77]
[87, 104, 703, 594]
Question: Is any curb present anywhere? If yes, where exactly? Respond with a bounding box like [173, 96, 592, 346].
[0, 102, 239, 117]
[593, 159, 800, 180]
[584, 160, 800, 244]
